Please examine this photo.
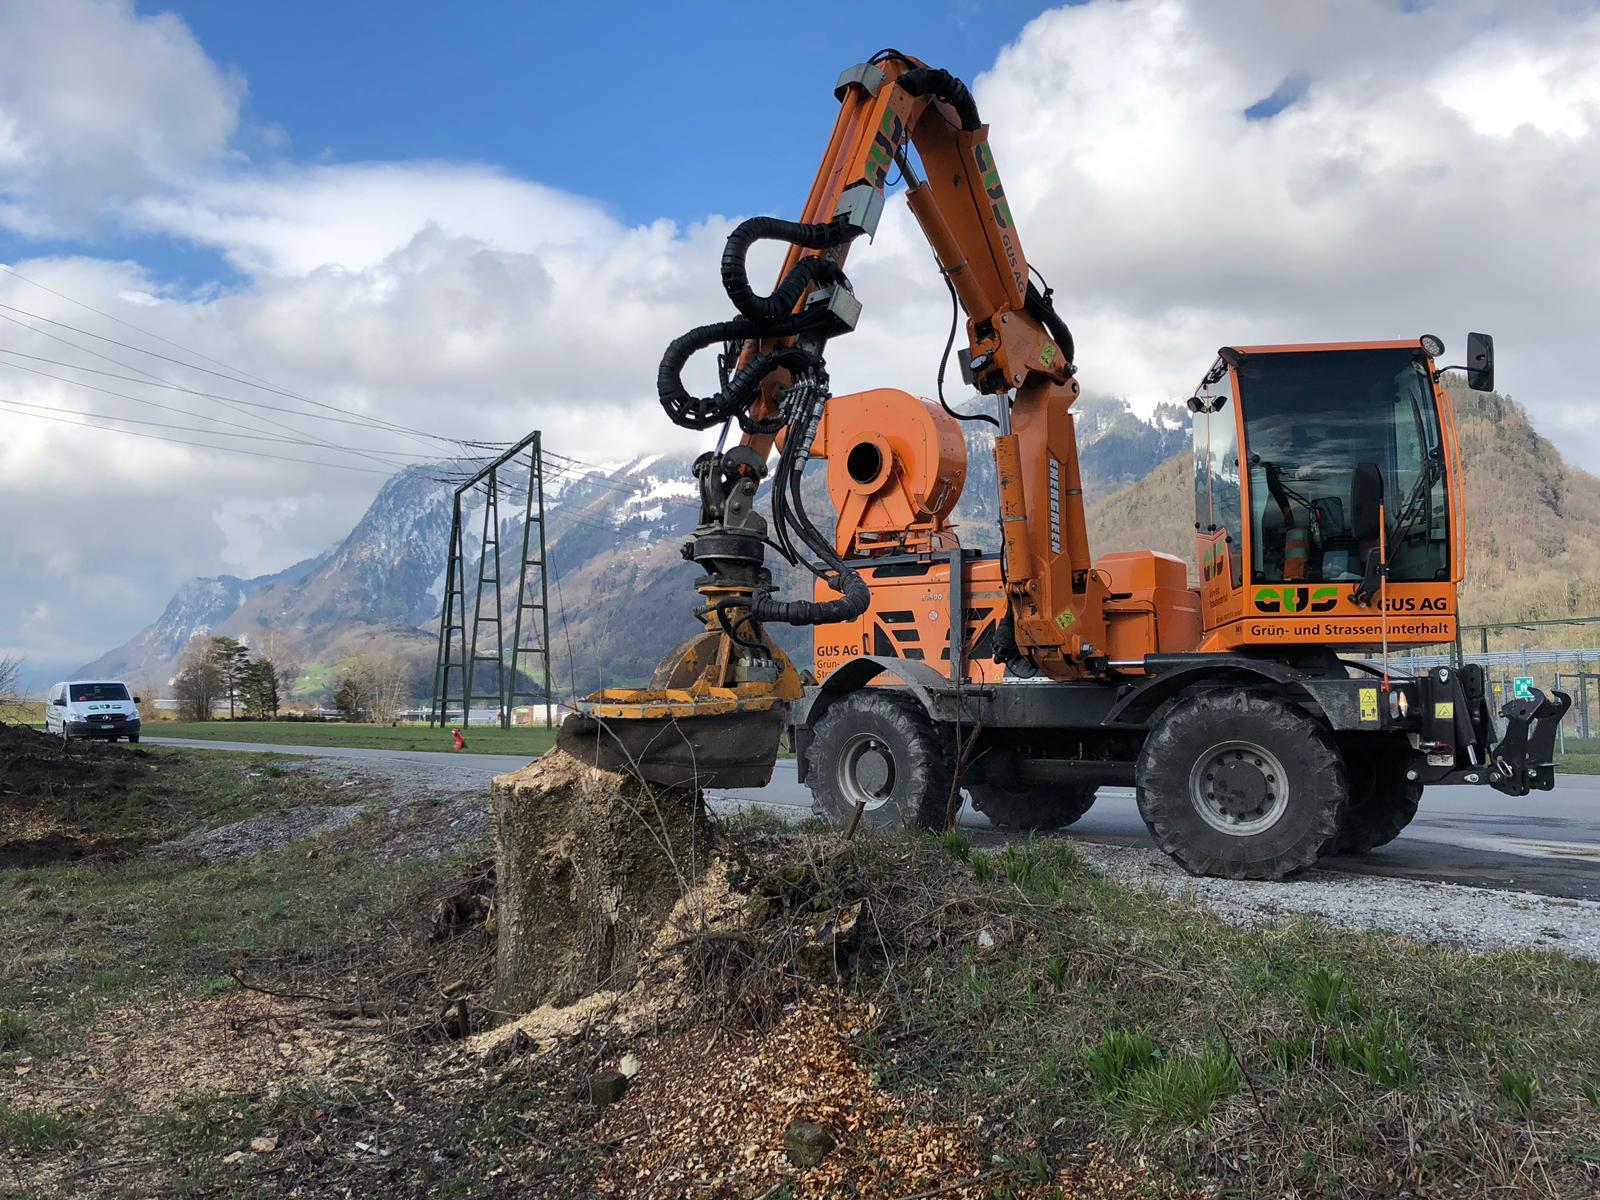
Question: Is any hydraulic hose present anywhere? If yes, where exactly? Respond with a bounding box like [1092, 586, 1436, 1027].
[896, 67, 982, 131]
[720, 215, 860, 324]
[753, 569, 870, 626]
[657, 313, 827, 431]
[750, 393, 871, 627]
[1025, 280, 1076, 369]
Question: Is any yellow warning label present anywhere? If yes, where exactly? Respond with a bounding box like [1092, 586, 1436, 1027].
[1435, 701, 1454, 720]
[1358, 687, 1378, 723]
[1055, 609, 1076, 630]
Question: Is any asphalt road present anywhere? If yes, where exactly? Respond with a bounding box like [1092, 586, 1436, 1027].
[716, 762, 1600, 901]
[147, 737, 1600, 901]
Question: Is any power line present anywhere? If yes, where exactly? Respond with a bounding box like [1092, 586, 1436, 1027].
[0, 312, 416, 473]
[0, 294, 481, 453]
[0, 400, 392, 474]
[0, 393, 460, 458]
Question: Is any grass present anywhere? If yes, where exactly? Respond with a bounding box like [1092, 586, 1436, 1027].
[850, 834, 1600, 1198]
[1, 813, 443, 1037]
[40, 747, 326, 842]
[0, 749, 471, 1195]
[1556, 735, 1600, 775]
[0, 1103, 78, 1152]
[0, 1009, 31, 1051]
[145, 719, 557, 757]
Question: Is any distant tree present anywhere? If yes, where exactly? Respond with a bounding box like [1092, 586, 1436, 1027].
[133, 679, 161, 724]
[209, 637, 251, 720]
[332, 674, 367, 721]
[0, 654, 27, 721]
[351, 652, 411, 725]
[241, 658, 281, 721]
[173, 637, 224, 720]
[252, 625, 299, 703]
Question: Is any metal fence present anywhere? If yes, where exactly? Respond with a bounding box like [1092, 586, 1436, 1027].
[1357, 644, 1600, 749]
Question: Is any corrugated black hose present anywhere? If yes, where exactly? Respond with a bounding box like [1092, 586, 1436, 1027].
[720, 215, 859, 324]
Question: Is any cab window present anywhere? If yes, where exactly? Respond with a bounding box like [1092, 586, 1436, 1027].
[1237, 348, 1449, 584]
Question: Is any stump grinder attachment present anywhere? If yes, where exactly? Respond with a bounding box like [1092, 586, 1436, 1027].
[555, 631, 800, 789]
[554, 445, 816, 790]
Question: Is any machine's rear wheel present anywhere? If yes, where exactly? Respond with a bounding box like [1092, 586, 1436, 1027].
[805, 691, 952, 833]
[1136, 690, 1347, 880]
[1333, 744, 1421, 855]
[968, 782, 1096, 832]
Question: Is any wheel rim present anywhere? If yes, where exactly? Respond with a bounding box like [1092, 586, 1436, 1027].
[836, 732, 897, 812]
[1188, 740, 1289, 836]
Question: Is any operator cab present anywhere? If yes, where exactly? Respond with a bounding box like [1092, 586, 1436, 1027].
[1189, 334, 1494, 653]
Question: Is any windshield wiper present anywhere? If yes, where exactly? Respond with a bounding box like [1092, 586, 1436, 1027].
[1352, 450, 1441, 605]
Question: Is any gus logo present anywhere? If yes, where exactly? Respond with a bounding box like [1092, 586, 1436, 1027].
[1254, 585, 1337, 614]
[864, 108, 907, 190]
[973, 141, 1013, 229]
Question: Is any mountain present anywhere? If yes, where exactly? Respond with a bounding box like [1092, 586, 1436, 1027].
[75, 452, 718, 697]
[1084, 379, 1600, 630]
[74, 394, 1198, 698]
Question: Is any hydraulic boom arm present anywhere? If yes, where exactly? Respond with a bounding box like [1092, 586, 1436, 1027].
[558, 52, 1107, 786]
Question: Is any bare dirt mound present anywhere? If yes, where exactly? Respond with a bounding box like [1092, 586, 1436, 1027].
[0, 722, 160, 864]
[489, 747, 711, 1013]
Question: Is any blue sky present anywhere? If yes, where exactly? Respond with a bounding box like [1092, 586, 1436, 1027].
[0, 0, 1058, 285]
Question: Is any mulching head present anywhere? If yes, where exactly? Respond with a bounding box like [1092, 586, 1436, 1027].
[555, 705, 786, 790]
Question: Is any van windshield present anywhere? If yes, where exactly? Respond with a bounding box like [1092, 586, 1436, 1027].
[70, 683, 130, 702]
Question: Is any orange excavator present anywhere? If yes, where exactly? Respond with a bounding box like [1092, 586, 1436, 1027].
[557, 51, 1568, 879]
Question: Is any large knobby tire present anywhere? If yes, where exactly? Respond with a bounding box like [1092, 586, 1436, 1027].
[968, 782, 1096, 832]
[1136, 690, 1347, 880]
[805, 691, 952, 833]
[1334, 744, 1421, 855]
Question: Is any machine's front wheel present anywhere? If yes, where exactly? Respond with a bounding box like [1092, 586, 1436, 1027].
[1136, 690, 1347, 880]
[968, 782, 1096, 832]
[1333, 744, 1421, 855]
[805, 691, 952, 833]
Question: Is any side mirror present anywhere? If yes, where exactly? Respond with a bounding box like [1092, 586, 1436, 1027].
[1466, 331, 1494, 392]
[133, 696, 142, 704]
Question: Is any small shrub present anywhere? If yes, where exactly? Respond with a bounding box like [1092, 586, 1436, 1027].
[0, 1104, 77, 1152]
[1300, 967, 1361, 1022]
[0, 1010, 30, 1052]
[1046, 955, 1069, 992]
[1084, 1029, 1159, 1098]
[1328, 1023, 1417, 1089]
[939, 830, 971, 862]
[999, 844, 1032, 884]
[1497, 1067, 1539, 1117]
[1115, 1048, 1241, 1130]
[1268, 1033, 1312, 1074]
[971, 854, 997, 884]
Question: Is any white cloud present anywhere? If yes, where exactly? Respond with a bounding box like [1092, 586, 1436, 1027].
[0, 0, 241, 236]
[963, 0, 1600, 420]
[2, 0, 1599, 671]
[130, 162, 619, 276]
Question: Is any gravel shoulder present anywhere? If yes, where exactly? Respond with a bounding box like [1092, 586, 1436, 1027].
[1071, 838, 1600, 960]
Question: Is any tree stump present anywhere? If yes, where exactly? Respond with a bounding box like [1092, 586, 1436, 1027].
[490, 746, 709, 1014]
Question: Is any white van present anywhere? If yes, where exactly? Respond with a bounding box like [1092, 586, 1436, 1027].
[43, 680, 143, 743]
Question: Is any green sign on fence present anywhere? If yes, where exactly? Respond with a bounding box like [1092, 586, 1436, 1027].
[1513, 676, 1535, 700]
